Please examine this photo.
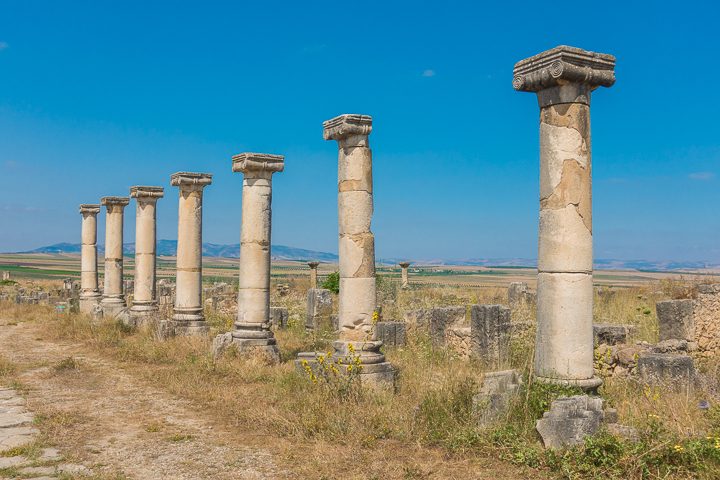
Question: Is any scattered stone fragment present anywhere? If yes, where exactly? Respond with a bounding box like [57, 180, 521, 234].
[637, 353, 695, 390]
[536, 395, 605, 449]
[593, 324, 630, 346]
[0, 455, 27, 468]
[269, 307, 289, 329]
[470, 305, 511, 367]
[306, 289, 333, 331]
[374, 321, 406, 346]
[473, 370, 522, 427]
[656, 299, 695, 341]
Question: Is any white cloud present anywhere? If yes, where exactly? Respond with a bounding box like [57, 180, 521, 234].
[0, 42, 8, 51]
[421, 69, 436, 77]
[688, 172, 715, 181]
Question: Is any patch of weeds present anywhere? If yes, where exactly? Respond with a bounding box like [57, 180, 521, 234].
[0, 356, 17, 379]
[166, 433, 194, 442]
[144, 422, 163, 433]
[54, 356, 80, 372]
[0, 441, 42, 459]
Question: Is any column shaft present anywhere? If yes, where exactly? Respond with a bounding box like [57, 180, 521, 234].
[130, 186, 163, 317]
[170, 172, 212, 334]
[100, 198, 129, 310]
[337, 135, 376, 339]
[79, 204, 101, 313]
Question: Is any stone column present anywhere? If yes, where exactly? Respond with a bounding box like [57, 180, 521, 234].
[315, 114, 394, 386]
[100, 196, 130, 316]
[324, 114, 377, 340]
[79, 204, 102, 313]
[229, 153, 284, 362]
[170, 172, 213, 335]
[129, 186, 164, 321]
[399, 262, 411, 288]
[308, 261, 320, 289]
[513, 46, 615, 389]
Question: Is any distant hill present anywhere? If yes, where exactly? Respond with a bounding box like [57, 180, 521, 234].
[21, 241, 339, 262]
[15, 243, 720, 271]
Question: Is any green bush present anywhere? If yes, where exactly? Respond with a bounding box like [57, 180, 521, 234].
[321, 271, 340, 294]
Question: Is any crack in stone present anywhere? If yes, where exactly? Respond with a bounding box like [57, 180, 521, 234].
[540, 158, 592, 232]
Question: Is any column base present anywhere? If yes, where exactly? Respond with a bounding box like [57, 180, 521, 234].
[295, 340, 396, 390]
[168, 320, 209, 336]
[212, 325, 281, 364]
[127, 304, 161, 328]
[534, 375, 603, 392]
[79, 293, 101, 315]
[101, 297, 127, 318]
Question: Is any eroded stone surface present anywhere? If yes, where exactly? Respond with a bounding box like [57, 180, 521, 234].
[656, 299, 695, 342]
[470, 305, 511, 367]
[536, 395, 604, 449]
[375, 321, 406, 346]
[473, 370, 522, 427]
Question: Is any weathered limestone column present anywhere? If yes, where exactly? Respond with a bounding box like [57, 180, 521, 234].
[229, 153, 284, 362]
[325, 114, 377, 340]
[170, 172, 212, 335]
[299, 114, 393, 386]
[513, 46, 615, 389]
[399, 262, 411, 288]
[129, 186, 164, 321]
[79, 204, 102, 313]
[100, 196, 130, 316]
[308, 261, 320, 289]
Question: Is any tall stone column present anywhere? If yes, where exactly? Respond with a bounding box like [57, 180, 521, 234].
[129, 186, 164, 321]
[170, 172, 213, 335]
[513, 46, 615, 389]
[79, 204, 101, 313]
[230, 153, 284, 362]
[308, 261, 319, 289]
[399, 262, 411, 288]
[100, 196, 130, 316]
[312, 114, 394, 386]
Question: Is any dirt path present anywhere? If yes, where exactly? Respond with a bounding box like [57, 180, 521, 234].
[0, 319, 283, 479]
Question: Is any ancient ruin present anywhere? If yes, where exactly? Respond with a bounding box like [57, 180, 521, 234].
[128, 186, 164, 322]
[99, 196, 130, 317]
[78, 204, 102, 313]
[219, 153, 285, 362]
[399, 261, 410, 288]
[169, 172, 213, 335]
[513, 45, 616, 389]
[307, 261, 319, 289]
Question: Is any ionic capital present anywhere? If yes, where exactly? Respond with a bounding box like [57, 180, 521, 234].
[232, 153, 284, 176]
[307, 261, 320, 269]
[79, 204, 101, 215]
[323, 114, 372, 142]
[100, 196, 130, 208]
[513, 46, 615, 106]
[398, 262, 411, 268]
[170, 172, 213, 191]
[130, 186, 164, 200]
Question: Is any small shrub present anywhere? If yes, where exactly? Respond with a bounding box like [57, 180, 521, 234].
[320, 271, 340, 294]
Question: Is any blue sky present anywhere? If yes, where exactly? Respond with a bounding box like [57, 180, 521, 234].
[1, 0, 718, 262]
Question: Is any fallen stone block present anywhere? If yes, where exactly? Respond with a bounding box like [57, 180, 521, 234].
[306, 289, 333, 331]
[656, 299, 694, 341]
[375, 321, 406, 346]
[404, 306, 466, 347]
[473, 369, 522, 427]
[593, 323, 630, 346]
[536, 395, 604, 449]
[269, 307, 289, 329]
[470, 304, 511, 367]
[637, 353, 695, 389]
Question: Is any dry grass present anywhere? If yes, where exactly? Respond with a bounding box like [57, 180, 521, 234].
[2, 278, 720, 478]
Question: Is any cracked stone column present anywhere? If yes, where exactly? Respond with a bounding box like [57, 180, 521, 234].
[399, 262, 411, 288]
[79, 204, 102, 313]
[229, 153, 284, 362]
[170, 172, 213, 335]
[308, 261, 320, 289]
[129, 186, 164, 321]
[308, 114, 394, 386]
[100, 196, 130, 316]
[513, 46, 616, 389]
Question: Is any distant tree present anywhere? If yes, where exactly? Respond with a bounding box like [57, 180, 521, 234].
[321, 271, 340, 294]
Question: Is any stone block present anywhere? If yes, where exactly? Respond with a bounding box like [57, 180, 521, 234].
[692, 284, 720, 356]
[269, 307, 288, 328]
[306, 289, 333, 331]
[536, 395, 605, 449]
[470, 304, 511, 367]
[473, 369, 522, 427]
[593, 323, 630, 346]
[446, 326, 472, 358]
[404, 306, 466, 347]
[508, 282, 535, 308]
[637, 353, 695, 389]
[375, 321, 406, 346]
[656, 299, 694, 341]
